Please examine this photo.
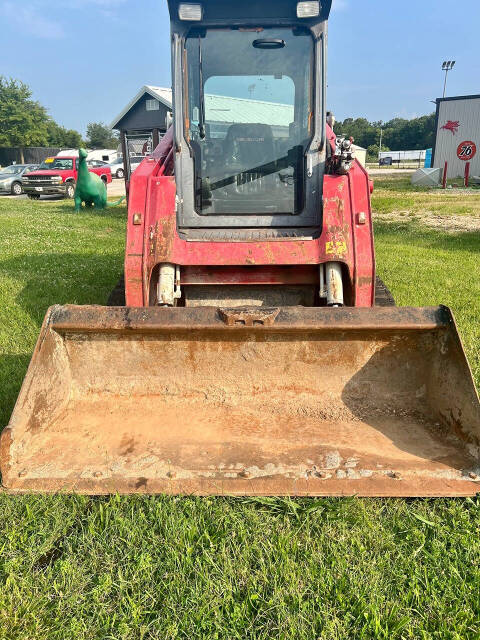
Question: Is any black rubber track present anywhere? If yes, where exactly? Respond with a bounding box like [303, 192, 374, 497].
[374, 276, 396, 307]
[107, 274, 395, 307]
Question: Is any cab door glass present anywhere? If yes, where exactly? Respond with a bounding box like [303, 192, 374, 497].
[185, 27, 314, 216]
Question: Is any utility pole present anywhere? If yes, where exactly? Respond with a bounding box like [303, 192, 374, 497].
[442, 60, 456, 98]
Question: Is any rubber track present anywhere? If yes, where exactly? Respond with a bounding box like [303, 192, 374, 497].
[374, 276, 396, 307]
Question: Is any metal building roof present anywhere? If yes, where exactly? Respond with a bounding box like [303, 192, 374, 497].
[147, 86, 174, 106]
[205, 94, 293, 126]
[111, 85, 294, 129]
[110, 85, 173, 130]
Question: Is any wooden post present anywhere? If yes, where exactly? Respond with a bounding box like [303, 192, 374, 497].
[465, 162, 470, 188]
[442, 161, 448, 189]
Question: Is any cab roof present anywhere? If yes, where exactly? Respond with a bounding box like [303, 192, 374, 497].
[167, 0, 332, 25]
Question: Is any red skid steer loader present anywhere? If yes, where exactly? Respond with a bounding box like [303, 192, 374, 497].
[1, 0, 480, 496]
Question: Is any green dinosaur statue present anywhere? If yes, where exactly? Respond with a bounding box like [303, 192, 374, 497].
[74, 148, 125, 212]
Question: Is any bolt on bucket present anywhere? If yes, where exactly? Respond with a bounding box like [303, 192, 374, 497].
[1, 304, 479, 496]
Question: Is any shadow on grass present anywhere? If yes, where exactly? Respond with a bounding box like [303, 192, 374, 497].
[372, 177, 431, 193]
[374, 220, 480, 253]
[0, 252, 123, 426]
[20, 197, 127, 220]
[0, 354, 31, 428]
[0, 252, 124, 324]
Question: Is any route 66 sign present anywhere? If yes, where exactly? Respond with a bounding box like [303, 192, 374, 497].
[457, 141, 477, 161]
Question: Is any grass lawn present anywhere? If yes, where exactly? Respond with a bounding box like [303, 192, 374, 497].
[0, 185, 479, 639]
[372, 175, 480, 223]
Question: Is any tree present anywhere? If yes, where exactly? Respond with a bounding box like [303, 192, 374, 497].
[383, 114, 436, 150]
[86, 122, 119, 149]
[333, 113, 436, 152]
[333, 117, 380, 149]
[0, 76, 50, 147]
[47, 121, 84, 148]
[0, 76, 84, 155]
[367, 143, 390, 163]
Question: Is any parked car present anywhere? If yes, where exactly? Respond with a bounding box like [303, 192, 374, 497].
[106, 157, 125, 179]
[106, 155, 145, 179]
[22, 156, 112, 199]
[0, 164, 38, 195]
[129, 155, 146, 174]
[87, 159, 109, 168]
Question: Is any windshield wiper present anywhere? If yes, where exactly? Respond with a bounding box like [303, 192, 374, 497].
[198, 36, 206, 140]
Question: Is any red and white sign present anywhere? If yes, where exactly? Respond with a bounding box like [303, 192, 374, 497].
[457, 141, 477, 161]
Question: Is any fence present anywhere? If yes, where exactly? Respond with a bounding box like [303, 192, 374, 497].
[0, 147, 61, 167]
[377, 150, 427, 169]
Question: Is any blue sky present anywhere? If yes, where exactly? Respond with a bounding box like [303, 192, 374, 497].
[1, 0, 479, 133]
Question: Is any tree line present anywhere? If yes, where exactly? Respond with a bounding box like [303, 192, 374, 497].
[0, 77, 119, 150]
[334, 114, 436, 160]
[2, 76, 437, 159]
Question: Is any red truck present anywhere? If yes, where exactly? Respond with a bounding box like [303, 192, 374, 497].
[22, 155, 112, 200]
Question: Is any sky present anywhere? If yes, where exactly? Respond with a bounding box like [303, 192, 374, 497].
[1, 0, 479, 134]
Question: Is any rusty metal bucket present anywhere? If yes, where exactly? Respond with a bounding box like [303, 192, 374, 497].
[1, 304, 479, 496]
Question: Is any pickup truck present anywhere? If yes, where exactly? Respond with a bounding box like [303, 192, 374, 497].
[22, 155, 112, 199]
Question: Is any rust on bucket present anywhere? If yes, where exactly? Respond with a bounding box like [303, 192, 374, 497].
[1, 304, 479, 496]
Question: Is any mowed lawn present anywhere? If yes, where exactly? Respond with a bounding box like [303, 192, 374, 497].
[0, 182, 479, 640]
[372, 174, 480, 219]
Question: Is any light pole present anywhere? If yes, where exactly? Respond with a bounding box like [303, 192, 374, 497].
[442, 60, 456, 98]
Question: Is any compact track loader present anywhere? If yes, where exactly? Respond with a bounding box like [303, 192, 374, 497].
[1, 0, 479, 495]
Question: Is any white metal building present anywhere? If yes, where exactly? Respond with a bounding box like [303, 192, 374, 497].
[433, 94, 480, 178]
[352, 145, 366, 167]
[379, 150, 426, 162]
[57, 149, 119, 162]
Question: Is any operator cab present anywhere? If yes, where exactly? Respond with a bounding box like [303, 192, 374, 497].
[185, 26, 313, 216]
[168, 0, 332, 232]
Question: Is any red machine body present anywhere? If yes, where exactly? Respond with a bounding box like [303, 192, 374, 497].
[125, 125, 375, 308]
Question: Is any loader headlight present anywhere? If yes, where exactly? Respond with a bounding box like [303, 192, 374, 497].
[297, 1, 320, 18]
[178, 3, 203, 20]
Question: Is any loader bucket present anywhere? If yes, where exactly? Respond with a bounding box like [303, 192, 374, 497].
[1, 304, 480, 496]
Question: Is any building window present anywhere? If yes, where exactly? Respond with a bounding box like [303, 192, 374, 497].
[146, 99, 160, 111]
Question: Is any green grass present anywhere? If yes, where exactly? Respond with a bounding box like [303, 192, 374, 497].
[1, 495, 480, 639]
[372, 174, 480, 217]
[0, 197, 126, 429]
[374, 222, 480, 385]
[0, 188, 480, 639]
